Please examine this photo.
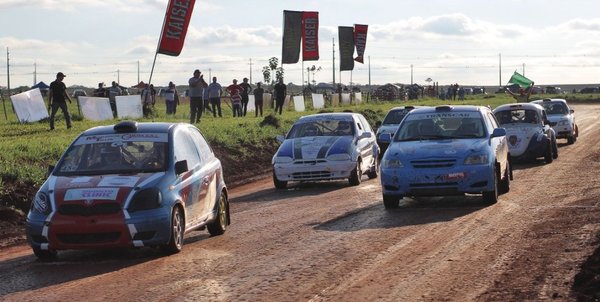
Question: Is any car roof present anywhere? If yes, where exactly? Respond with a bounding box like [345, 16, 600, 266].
[531, 98, 568, 105]
[81, 121, 180, 136]
[298, 112, 358, 122]
[410, 105, 488, 114]
[493, 103, 544, 112]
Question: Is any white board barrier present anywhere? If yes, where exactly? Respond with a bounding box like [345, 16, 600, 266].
[116, 95, 143, 119]
[247, 95, 256, 112]
[293, 96, 305, 112]
[312, 93, 325, 109]
[78, 97, 113, 121]
[341, 93, 351, 105]
[354, 92, 362, 104]
[263, 93, 273, 109]
[10, 88, 49, 123]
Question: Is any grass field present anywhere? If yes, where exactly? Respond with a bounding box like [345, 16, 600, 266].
[0, 91, 590, 212]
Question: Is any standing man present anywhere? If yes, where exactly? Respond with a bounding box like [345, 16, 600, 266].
[253, 82, 265, 117]
[108, 81, 122, 117]
[207, 77, 223, 117]
[164, 81, 177, 116]
[141, 83, 155, 118]
[188, 69, 208, 123]
[48, 72, 72, 130]
[273, 78, 287, 115]
[239, 77, 252, 116]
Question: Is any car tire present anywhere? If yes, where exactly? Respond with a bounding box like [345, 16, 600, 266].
[207, 193, 229, 236]
[162, 206, 184, 254]
[273, 171, 288, 189]
[499, 162, 510, 194]
[33, 247, 57, 260]
[367, 157, 379, 179]
[383, 194, 400, 209]
[544, 144, 554, 164]
[567, 134, 576, 144]
[349, 159, 362, 186]
[552, 137, 559, 159]
[482, 167, 498, 204]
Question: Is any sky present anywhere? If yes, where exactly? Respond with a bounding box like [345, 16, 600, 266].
[2, 0, 600, 89]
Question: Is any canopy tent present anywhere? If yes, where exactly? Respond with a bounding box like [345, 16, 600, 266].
[32, 81, 50, 90]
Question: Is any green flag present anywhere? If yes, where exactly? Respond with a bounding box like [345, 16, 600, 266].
[508, 71, 533, 88]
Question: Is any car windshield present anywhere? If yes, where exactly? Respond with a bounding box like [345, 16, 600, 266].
[287, 119, 355, 138]
[382, 109, 410, 125]
[394, 112, 485, 141]
[539, 102, 567, 115]
[494, 109, 540, 125]
[54, 133, 169, 176]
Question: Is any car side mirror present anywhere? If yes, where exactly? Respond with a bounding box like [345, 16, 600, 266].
[570, 109, 575, 114]
[276, 135, 285, 143]
[491, 128, 506, 138]
[47, 165, 55, 177]
[175, 160, 188, 175]
[359, 132, 372, 140]
[379, 133, 392, 142]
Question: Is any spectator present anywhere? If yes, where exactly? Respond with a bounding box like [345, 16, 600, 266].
[141, 83, 155, 118]
[202, 83, 212, 115]
[93, 82, 107, 97]
[273, 78, 287, 115]
[48, 72, 72, 130]
[253, 82, 265, 117]
[108, 81, 122, 117]
[226, 79, 243, 117]
[506, 83, 534, 103]
[188, 69, 208, 123]
[207, 77, 223, 117]
[164, 81, 178, 115]
[239, 77, 252, 116]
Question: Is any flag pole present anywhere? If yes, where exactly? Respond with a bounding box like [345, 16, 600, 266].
[149, 1, 171, 86]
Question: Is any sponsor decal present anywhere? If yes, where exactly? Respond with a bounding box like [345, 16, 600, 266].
[406, 112, 480, 121]
[64, 188, 119, 201]
[75, 133, 168, 146]
[70, 177, 93, 184]
[98, 176, 140, 187]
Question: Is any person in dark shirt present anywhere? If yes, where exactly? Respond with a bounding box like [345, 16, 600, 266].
[273, 78, 287, 115]
[239, 77, 252, 116]
[253, 82, 265, 117]
[48, 72, 72, 130]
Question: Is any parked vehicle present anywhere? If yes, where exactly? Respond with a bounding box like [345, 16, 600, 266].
[380, 105, 511, 208]
[272, 112, 379, 188]
[26, 121, 230, 259]
[493, 103, 558, 163]
[376, 106, 426, 158]
[71, 89, 87, 98]
[579, 87, 599, 94]
[531, 98, 578, 144]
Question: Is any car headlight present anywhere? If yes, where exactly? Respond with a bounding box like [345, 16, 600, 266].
[32, 192, 52, 215]
[558, 120, 569, 126]
[382, 159, 403, 168]
[128, 188, 162, 212]
[273, 156, 293, 164]
[464, 154, 489, 165]
[327, 153, 351, 161]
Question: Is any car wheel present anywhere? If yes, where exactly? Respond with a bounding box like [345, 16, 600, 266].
[207, 193, 229, 236]
[33, 247, 57, 260]
[552, 138, 559, 159]
[273, 170, 287, 189]
[544, 144, 554, 164]
[482, 167, 498, 204]
[567, 134, 575, 144]
[367, 157, 379, 179]
[499, 162, 510, 194]
[383, 194, 400, 209]
[349, 159, 362, 186]
[162, 206, 184, 254]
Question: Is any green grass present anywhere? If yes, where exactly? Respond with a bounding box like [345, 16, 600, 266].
[0, 92, 592, 210]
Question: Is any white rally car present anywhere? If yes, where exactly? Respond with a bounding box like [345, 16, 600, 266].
[493, 103, 558, 163]
[272, 112, 379, 189]
[531, 98, 578, 144]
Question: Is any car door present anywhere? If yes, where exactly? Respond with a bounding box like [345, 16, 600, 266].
[486, 111, 508, 173]
[355, 115, 376, 170]
[188, 127, 219, 216]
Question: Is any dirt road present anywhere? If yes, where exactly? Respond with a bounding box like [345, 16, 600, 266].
[1, 104, 599, 301]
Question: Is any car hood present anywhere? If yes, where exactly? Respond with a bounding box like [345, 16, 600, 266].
[386, 138, 487, 161]
[545, 115, 569, 123]
[376, 125, 399, 136]
[276, 136, 354, 160]
[47, 173, 163, 208]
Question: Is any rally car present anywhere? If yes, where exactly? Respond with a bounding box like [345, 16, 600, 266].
[530, 98, 578, 144]
[380, 105, 511, 208]
[376, 106, 425, 157]
[272, 112, 379, 189]
[493, 103, 558, 164]
[26, 121, 230, 259]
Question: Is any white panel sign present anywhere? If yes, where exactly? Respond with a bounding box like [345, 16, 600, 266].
[293, 96, 305, 112]
[354, 92, 362, 104]
[10, 88, 49, 123]
[116, 95, 143, 119]
[341, 93, 351, 105]
[263, 93, 273, 109]
[79, 97, 113, 121]
[247, 95, 256, 112]
[312, 93, 325, 109]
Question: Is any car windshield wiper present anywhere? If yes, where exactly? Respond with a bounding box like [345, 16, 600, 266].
[397, 135, 449, 141]
[451, 134, 481, 138]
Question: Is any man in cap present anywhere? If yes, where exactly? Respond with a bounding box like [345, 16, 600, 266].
[188, 69, 208, 123]
[48, 72, 72, 130]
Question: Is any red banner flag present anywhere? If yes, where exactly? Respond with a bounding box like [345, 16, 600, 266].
[354, 24, 368, 63]
[302, 11, 319, 61]
[157, 0, 196, 56]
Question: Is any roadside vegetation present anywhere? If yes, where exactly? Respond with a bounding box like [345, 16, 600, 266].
[0, 91, 595, 213]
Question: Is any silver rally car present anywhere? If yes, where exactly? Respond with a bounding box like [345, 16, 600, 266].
[272, 112, 379, 188]
[531, 98, 578, 144]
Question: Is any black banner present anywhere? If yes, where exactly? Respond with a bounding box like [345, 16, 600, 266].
[338, 26, 355, 71]
[282, 10, 303, 64]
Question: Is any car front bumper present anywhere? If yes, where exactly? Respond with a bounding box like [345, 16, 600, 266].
[273, 160, 357, 182]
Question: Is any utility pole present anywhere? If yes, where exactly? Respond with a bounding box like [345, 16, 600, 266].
[522, 63, 525, 76]
[410, 64, 413, 85]
[117, 69, 120, 84]
[6, 48, 11, 96]
[209, 68, 212, 80]
[332, 38, 336, 86]
[249, 58, 253, 84]
[499, 53, 502, 87]
[368, 56, 371, 87]
[137, 60, 140, 84]
[33, 61, 37, 86]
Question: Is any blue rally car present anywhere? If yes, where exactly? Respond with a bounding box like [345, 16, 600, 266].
[26, 121, 230, 259]
[380, 105, 512, 208]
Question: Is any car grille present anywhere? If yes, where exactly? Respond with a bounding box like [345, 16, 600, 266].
[411, 159, 456, 168]
[57, 232, 121, 244]
[58, 203, 121, 216]
[292, 171, 332, 180]
[294, 159, 327, 165]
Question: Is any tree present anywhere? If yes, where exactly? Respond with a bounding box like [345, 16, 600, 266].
[262, 66, 271, 84]
[262, 57, 285, 85]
